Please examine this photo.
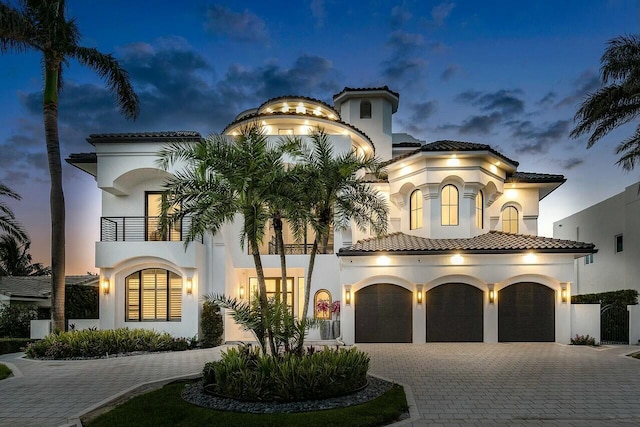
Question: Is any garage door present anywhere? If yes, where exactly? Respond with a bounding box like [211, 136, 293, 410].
[355, 284, 412, 343]
[498, 282, 554, 342]
[426, 283, 483, 342]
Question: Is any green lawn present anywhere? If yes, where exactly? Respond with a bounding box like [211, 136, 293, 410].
[0, 363, 11, 380]
[86, 381, 408, 427]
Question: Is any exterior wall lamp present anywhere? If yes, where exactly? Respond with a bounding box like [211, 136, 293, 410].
[239, 285, 245, 299]
[102, 278, 110, 295]
[345, 285, 352, 305]
[488, 284, 495, 304]
[186, 277, 193, 295]
[416, 284, 423, 305]
[561, 285, 568, 304]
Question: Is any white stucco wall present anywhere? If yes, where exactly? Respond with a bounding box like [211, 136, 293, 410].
[554, 182, 640, 295]
[570, 304, 600, 343]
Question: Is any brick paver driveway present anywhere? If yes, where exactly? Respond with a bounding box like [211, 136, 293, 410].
[360, 343, 640, 426]
[1, 343, 640, 426]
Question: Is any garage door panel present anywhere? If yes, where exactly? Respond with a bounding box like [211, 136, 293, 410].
[426, 283, 483, 342]
[355, 284, 412, 343]
[498, 282, 554, 342]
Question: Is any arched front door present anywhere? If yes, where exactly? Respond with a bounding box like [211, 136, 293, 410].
[426, 283, 483, 342]
[355, 284, 412, 343]
[498, 282, 555, 342]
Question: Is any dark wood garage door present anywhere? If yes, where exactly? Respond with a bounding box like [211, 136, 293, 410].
[355, 284, 412, 343]
[426, 283, 483, 342]
[498, 282, 555, 342]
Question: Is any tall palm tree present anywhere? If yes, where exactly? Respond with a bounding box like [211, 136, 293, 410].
[0, 182, 28, 244]
[158, 124, 286, 354]
[0, 234, 51, 276]
[571, 34, 640, 171]
[292, 129, 389, 325]
[0, 1, 139, 330]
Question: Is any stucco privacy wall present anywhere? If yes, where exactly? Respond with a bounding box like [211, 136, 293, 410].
[630, 305, 640, 345]
[338, 253, 575, 344]
[570, 304, 600, 342]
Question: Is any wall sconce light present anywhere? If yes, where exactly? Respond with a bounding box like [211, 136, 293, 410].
[186, 277, 193, 295]
[416, 285, 423, 305]
[102, 279, 110, 295]
[488, 288, 495, 304]
[345, 285, 352, 305]
[561, 286, 568, 304]
[239, 285, 245, 299]
[451, 254, 464, 265]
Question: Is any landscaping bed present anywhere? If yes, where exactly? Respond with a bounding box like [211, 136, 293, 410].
[0, 363, 11, 380]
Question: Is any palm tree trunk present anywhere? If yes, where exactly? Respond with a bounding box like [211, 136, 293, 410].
[273, 215, 287, 304]
[44, 64, 66, 332]
[301, 238, 319, 320]
[251, 245, 276, 355]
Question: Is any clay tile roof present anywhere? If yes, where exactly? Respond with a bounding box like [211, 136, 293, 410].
[337, 231, 596, 256]
[506, 172, 566, 183]
[0, 275, 99, 299]
[383, 140, 519, 167]
[87, 131, 202, 144]
[332, 86, 400, 100]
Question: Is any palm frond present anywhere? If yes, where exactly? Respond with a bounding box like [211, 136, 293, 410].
[72, 46, 139, 119]
[0, 2, 39, 53]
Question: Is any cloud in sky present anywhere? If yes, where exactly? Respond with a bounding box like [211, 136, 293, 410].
[560, 157, 585, 170]
[381, 30, 427, 85]
[440, 64, 458, 81]
[390, 4, 412, 30]
[555, 70, 600, 109]
[510, 120, 571, 154]
[203, 5, 269, 43]
[402, 100, 438, 135]
[422, 2, 455, 29]
[310, 0, 327, 28]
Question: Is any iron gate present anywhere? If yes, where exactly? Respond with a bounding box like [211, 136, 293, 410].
[600, 304, 629, 344]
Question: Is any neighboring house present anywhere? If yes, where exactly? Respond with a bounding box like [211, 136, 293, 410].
[553, 181, 640, 295]
[67, 86, 596, 344]
[0, 275, 98, 318]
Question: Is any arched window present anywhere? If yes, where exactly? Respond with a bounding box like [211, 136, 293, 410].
[314, 289, 332, 320]
[502, 206, 518, 234]
[441, 185, 459, 226]
[360, 100, 372, 119]
[475, 191, 484, 229]
[410, 189, 423, 230]
[125, 269, 182, 321]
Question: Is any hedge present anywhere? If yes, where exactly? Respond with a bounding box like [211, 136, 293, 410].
[572, 289, 638, 306]
[0, 338, 32, 355]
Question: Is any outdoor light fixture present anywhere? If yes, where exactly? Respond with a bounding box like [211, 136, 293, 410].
[416, 285, 423, 305]
[239, 285, 245, 299]
[102, 279, 110, 295]
[561, 286, 568, 304]
[186, 277, 193, 295]
[376, 255, 391, 266]
[345, 285, 352, 305]
[451, 254, 464, 265]
[524, 252, 537, 263]
[488, 287, 495, 304]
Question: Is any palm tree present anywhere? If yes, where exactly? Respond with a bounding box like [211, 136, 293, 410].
[0, 182, 28, 244]
[571, 34, 640, 171]
[158, 124, 287, 354]
[292, 129, 389, 325]
[0, 234, 51, 276]
[0, 1, 139, 331]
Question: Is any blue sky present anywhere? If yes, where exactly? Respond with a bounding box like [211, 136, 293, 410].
[0, 0, 637, 273]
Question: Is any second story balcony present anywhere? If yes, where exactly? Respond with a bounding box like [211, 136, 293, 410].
[100, 216, 198, 242]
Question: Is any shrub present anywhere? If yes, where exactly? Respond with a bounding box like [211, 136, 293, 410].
[0, 304, 37, 338]
[571, 334, 597, 346]
[201, 300, 223, 348]
[66, 284, 99, 319]
[202, 345, 370, 402]
[0, 337, 32, 354]
[24, 328, 197, 359]
[572, 289, 638, 306]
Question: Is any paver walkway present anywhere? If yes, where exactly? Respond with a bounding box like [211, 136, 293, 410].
[1, 343, 640, 426]
[360, 343, 640, 426]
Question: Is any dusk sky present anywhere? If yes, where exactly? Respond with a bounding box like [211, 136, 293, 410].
[0, 0, 637, 274]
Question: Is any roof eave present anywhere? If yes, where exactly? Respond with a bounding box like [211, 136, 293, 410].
[337, 248, 597, 257]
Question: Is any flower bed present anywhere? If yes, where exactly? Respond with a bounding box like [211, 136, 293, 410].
[202, 345, 369, 402]
[25, 328, 196, 359]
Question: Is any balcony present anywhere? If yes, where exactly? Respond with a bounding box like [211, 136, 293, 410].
[100, 216, 195, 242]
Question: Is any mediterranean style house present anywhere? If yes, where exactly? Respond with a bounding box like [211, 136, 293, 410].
[553, 181, 640, 296]
[68, 86, 597, 344]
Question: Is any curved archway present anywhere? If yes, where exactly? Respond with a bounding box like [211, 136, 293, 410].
[355, 283, 412, 343]
[498, 282, 555, 342]
[427, 283, 483, 342]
